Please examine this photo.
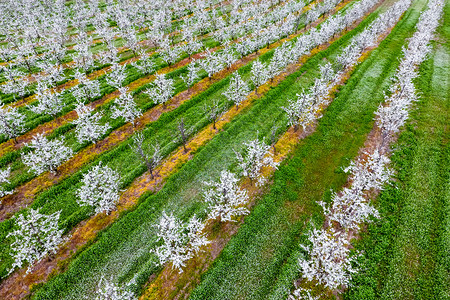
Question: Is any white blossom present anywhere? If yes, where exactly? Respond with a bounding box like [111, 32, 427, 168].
[298, 228, 358, 289]
[111, 87, 142, 125]
[203, 170, 249, 222]
[73, 103, 110, 144]
[72, 71, 102, 102]
[250, 59, 270, 89]
[0, 104, 26, 141]
[95, 276, 136, 300]
[106, 63, 128, 89]
[222, 72, 250, 108]
[145, 73, 175, 106]
[0, 167, 13, 198]
[7, 208, 64, 274]
[234, 137, 279, 186]
[22, 134, 73, 175]
[153, 212, 209, 272]
[29, 89, 64, 117]
[76, 162, 121, 215]
[132, 51, 155, 76]
[288, 287, 320, 300]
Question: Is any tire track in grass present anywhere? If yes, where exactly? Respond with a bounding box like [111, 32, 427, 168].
[0, 0, 376, 296]
[0, 0, 349, 221]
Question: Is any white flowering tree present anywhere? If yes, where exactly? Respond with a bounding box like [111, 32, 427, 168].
[181, 62, 200, 88]
[222, 73, 250, 108]
[106, 63, 128, 89]
[22, 134, 73, 175]
[72, 71, 102, 102]
[76, 162, 121, 215]
[153, 212, 209, 272]
[73, 103, 110, 144]
[200, 50, 223, 80]
[0, 167, 13, 198]
[203, 170, 249, 222]
[0, 69, 30, 102]
[30, 89, 64, 117]
[282, 92, 316, 132]
[298, 227, 358, 289]
[72, 35, 95, 74]
[7, 208, 64, 274]
[145, 73, 175, 106]
[132, 50, 155, 76]
[95, 276, 136, 300]
[0, 104, 27, 142]
[234, 138, 279, 186]
[250, 59, 270, 92]
[111, 88, 142, 125]
[130, 133, 162, 179]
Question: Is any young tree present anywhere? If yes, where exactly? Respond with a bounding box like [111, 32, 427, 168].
[76, 162, 121, 215]
[234, 137, 279, 186]
[202, 170, 249, 222]
[173, 118, 191, 153]
[298, 227, 358, 289]
[153, 212, 209, 272]
[99, 43, 120, 67]
[0, 167, 13, 198]
[0, 104, 26, 142]
[111, 88, 142, 125]
[203, 99, 225, 130]
[320, 149, 392, 230]
[250, 59, 270, 93]
[0, 67, 29, 101]
[7, 208, 64, 274]
[22, 134, 73, 175]
[96, 276, 136, 300]
[222, 72, 250, 108]
[281, 92, 315, 132]
[270, 125, 279, 155]
[160, 46, 181, 67]
[72, 71, 101, 102]
[181, 61, 200, 88]
[130, 133, 162, 179]
[200, 50, 223, 80]
[73, 103, 110, 144]
[145, 73, 175, 106]
[132, 50, 155, 76]
[181, 37, 202, 59]
[219, 47, 237, 70]
[30, 89, 64, 118]
[72, 35, 95, 74]
[36, 62, 65, 86]
[106, 63, 128, 89]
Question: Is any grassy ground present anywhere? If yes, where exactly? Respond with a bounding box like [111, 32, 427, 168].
[346, 4, 449, 299]
[187, 0, 429, 298]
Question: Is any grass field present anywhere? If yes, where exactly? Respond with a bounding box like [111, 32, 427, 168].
[0, 0, 447, 299]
